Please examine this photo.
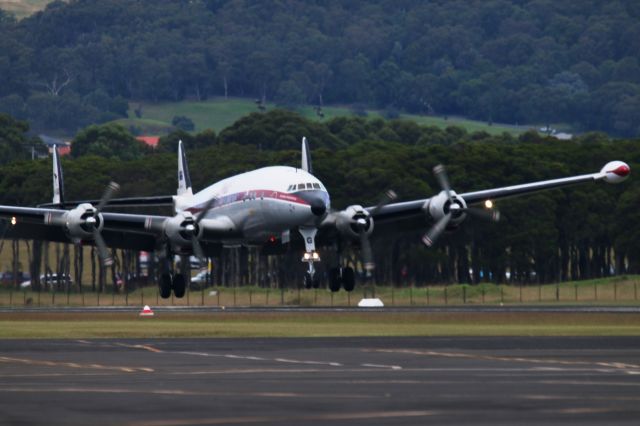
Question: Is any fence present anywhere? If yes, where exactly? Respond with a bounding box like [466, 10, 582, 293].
[1, 278, 639, 307]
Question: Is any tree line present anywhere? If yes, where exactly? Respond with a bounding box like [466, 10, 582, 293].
[0, 110, 639, 287]
[0, 0, 639, 136]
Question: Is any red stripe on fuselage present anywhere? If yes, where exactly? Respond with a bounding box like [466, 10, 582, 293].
[184, 190, 311, 214]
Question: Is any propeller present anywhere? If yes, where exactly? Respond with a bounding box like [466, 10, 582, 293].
[422, 165, 499, 247]
[93, 182, 120, 265]
[189, 196, 218, 265]
[358, 189, 397, 274]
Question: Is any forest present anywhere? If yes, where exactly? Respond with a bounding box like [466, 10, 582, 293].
[1, 110, 639, 288]
[0, 0, 639, 136]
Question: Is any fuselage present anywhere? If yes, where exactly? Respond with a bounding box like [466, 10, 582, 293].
[177, 166, 330, 242]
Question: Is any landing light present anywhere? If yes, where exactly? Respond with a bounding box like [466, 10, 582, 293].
[302, 251, 321, 262]
[484, 200, 493, 209]
[11, 216, 16, 226]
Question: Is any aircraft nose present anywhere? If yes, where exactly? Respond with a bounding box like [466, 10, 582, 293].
[310, 198, 326, 216]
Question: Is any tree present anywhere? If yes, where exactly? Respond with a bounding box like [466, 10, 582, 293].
[71, 123, 143, 160]
[172, 116, 195, 132]
[0, 113, 31, 165]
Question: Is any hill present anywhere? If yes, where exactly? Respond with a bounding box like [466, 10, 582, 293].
[0, 0, 638, 136]
[124, 98, 524, 136]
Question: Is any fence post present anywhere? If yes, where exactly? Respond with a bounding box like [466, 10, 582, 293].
[410, 286, 413, 306]
[538, 284, 542, 302]
[519, 285, 522, 303]
[614, 282, 618, 301]
[500, 286, 504, 304]
[426, 287, 430, 305]
[444, 286, 448, 305]
[482, 285, 485, 304]
[574, 284, 578, 302]
[463, 286, 466, 304]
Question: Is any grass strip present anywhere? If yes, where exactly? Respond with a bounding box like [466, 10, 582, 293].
[1, 312, 639, 339]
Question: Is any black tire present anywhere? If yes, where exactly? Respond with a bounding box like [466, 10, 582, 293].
[312, 276, 320, 289]
[159, 273, 172, 299]
[173, 273, 186, 298]
[342, 267, 355, 292]
[328, 267, 341, 292]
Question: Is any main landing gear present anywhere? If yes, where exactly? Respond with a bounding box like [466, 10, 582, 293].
[159, 253, 188, 299]
[159, 272, 186, 299]
[328, 266, 355, 292]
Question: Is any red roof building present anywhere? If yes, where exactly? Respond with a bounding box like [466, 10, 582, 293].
[136, 136, 160, 147]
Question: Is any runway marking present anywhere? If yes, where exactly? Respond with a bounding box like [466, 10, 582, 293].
[0, 386, 376, 400]
[371, 349, 640, 374]
[116, 343, 164, 353]
[129, 409, 440, 425]
[0, 356, 154, 373]
[119, 344, 349, 369]
[523, 394, 640, 402]
[274, 358, 342, 366]
[360, 363, 402, 370]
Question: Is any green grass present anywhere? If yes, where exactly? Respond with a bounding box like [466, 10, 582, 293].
[1, 312, 639, 338]
[0, 0, 57, 19]
[125, 98, 525, 136]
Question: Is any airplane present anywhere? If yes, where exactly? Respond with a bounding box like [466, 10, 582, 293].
[0, 138, 631, 298]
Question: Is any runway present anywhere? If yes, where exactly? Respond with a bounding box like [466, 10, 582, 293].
[1, 337, 640, 425]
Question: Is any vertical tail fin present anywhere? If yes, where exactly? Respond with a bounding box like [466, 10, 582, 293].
[52, 145, 65, 205]
[301, 137, 312, 174]
[177, 140, 193, 196]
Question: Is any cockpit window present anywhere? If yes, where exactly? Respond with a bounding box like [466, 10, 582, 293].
[306, 183, 313, 189]
[297, 183, 306, 190]
[312, 183, 321, 189]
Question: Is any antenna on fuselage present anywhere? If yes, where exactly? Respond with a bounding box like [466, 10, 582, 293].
[177, 140, 193, 196]
[301, 137, 312, 174]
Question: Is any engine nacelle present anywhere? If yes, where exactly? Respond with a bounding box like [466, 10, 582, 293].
[336, 205, 374, 239]
[601, 161, 630, 184]
[423, 190, 468, 227]
[61, 203, 103, 241]
[164, 212, 202, 246]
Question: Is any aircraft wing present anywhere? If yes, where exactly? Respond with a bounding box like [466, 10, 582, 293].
[39, 195, 175, 209]
[365, 161, 630, 236]
[0, 205, 238, 253]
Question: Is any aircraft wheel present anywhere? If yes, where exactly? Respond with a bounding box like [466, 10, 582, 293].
[328, 267, 341, 292]
[312, 276, 320, 289]
[342, 267, 355, 292]
[159, 273, 172, 299]
[173, 273, 186, 298]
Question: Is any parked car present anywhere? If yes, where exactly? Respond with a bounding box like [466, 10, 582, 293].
[20, 273, 73, 289]
[1, 271, 30, 286]
[190, 270, 211, 290]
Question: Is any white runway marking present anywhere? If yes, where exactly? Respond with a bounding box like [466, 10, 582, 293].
[360, 363, 402, 370]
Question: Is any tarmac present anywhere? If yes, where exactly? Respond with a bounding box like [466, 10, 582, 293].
[1, 336, 640, 425]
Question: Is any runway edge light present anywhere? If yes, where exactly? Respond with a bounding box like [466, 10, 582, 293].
[139, 305, 155, 317]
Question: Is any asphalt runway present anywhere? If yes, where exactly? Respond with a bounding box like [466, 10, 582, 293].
[1, 337, 640, 425]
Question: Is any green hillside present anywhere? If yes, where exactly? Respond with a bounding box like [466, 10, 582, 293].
[126, 98, 524, 136]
